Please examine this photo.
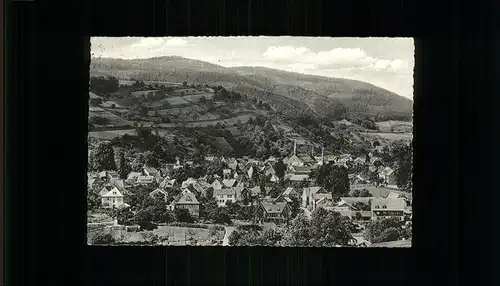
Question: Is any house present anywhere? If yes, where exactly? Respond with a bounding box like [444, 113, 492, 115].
[98, 171, 108, 179]
[270, 174, 280, 183]
[297, 154, 315, 166]
[204, 156, 215, 162]
[223, 168, 233, 179]
[88, 178, 96, 189]
[143, 166, 161, 177]
[275, 187, 301, 203]
[222, 179, 237, 188]
[289, 165, 313, 175]
[283, 155, 304, 167]
[159, 177, 176, 189]
[109, 179, 125, 190]
[101, 187, 125, 208]
[190, 182, 208, 197]
[257, 202, 291, 223]
[106, 171, 120, 181]
[265, 156, 277, 164]
[386, 191, 402, 199]
[249, 186, 262, 197]
[262, 164, 276, 176]
[126, 172, 142, 183]
[315, 197, 336, 211]
[214, 179, 226, 190]
[371, 198, 406, 221]
[289, 174, 310, 182]
[246, 165, 254, 179]
[302, 186, 331, 210]
[136, 176, 155, 185]
[226, 158, 238, 170]
[213, 188, 237, 207]
[181, 177, 197, 189]
[173, 191, 200, 217]
[149, 188, 168, 202]
[379, 167, 397, 185]
[354, 157, 366, 165]
[334, 197, 374, 220]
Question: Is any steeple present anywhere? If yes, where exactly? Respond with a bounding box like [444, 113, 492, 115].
[293, 140, 297, 156]
[322, 146, 324, 161]
[311, 145, 314, 157]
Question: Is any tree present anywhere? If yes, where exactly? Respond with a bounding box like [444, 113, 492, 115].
[371, 227, 401, 243]
[358, 189, 372, 197]
[116, 208, 134, 224]
[211, 207, 232, 224]
[116, 148, 131, 179]
[92, 233, 115, 245]
[91, 141, 117, 171]
[364, 217, 404, 242]
[392, 141, 413, 192]
[174, 208, 194, 223]
[134, 209, 152, 222]
[283, 213, 312, 247]
[274, 159, 287, 182]
[309, 208, 356, 246]
[314, 163, 349, 198]
[87, 190, 101, 211]
[183, 81, 188, 86]
[288, 195, 301, 219]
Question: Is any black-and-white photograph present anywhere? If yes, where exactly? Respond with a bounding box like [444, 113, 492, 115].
[87, 37, 413, 247]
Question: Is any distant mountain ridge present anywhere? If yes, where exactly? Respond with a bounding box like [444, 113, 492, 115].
[90, 56, 413, 121]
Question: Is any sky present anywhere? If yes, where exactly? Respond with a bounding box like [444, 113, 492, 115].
[91, 37, 414, 99]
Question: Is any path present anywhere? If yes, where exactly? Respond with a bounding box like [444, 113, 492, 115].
[222, 226, 236, 246]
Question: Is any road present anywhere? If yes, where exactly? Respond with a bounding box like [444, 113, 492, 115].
[222, 226, 236, 246]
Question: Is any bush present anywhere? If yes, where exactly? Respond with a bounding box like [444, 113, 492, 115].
[92, 233, 115, 245]
[372, 227, 401, 243]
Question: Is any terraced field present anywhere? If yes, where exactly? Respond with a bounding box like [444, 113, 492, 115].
[89, 129, 137, 140]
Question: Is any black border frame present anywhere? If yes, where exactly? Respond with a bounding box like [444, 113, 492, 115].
[8, 0, 491, 285]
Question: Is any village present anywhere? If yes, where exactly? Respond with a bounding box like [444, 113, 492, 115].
[87, 137, 413, 247]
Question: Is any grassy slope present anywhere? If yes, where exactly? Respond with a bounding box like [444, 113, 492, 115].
[90, 57, 413, 120]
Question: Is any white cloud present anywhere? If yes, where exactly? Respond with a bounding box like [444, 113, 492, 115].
[164, 38, 192, 47]
[261, 45, 411, 73]
[263, 46, 311, 60]
[130, 38, 165, 49]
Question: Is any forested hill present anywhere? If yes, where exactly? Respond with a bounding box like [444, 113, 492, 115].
[90, 56, 413, 121]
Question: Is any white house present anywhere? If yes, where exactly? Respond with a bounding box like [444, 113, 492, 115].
[213, 188, 237, 207]
[101, 187, 125, 208]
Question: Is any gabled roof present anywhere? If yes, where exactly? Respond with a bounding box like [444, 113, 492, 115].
[127, 172, 142, 180]
[159, 178, 176, 188]
[99, 185, 115, 196]
[297, 154, 315, 163]
[110, 179, 125, 190]
[176, 191, 199, 205]
[181, 178, 197, 188]
[316, 197, 336, 208]
[213, 188, 236, 197]
[250, 186, 261, 196]
[222, 179, 237, 188]
[101, 187, 124, 198]
[340, 197, 375, 205]
[312, 192, 332, 201]
[371, 198, 406, 210]
[143, 166, 160, 176]
[380, 167, 395, 176]
[150, 188, 168, 198]
[261, 202, 288, 214]
[291, 165, 313, 173]
[137, 176, 155, 183]
[289, 174, 309, 181]
[386, 192, 402, 199]
[212, 179, 223, 189]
